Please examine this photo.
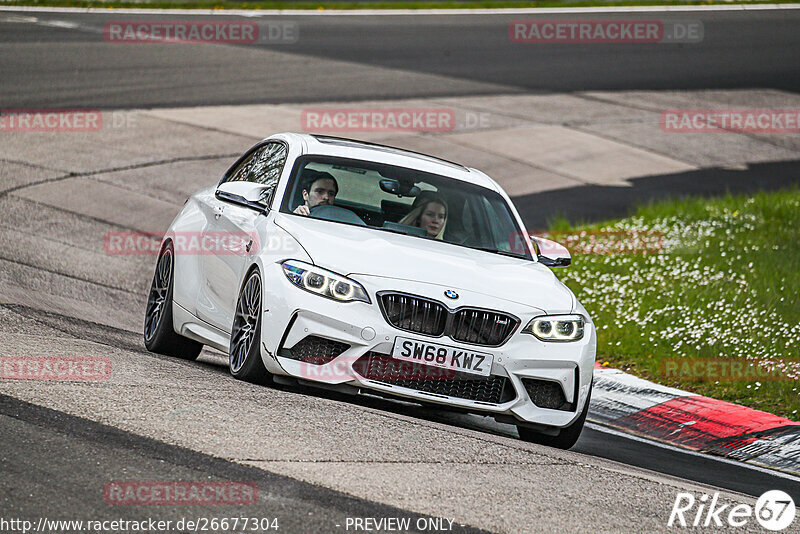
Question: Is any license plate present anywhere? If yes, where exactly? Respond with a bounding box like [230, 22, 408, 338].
[391, 337, 494, 377]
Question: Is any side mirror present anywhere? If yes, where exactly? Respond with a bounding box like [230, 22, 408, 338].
[532, 236, 571, 267]
[215, 181, 271, 213]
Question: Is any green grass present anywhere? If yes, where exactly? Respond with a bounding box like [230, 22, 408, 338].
[3, 0, 798, 10]
[546, 188, 800, 420]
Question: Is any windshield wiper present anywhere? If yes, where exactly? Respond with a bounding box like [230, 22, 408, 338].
[374, 226, 410, 236]
[470, 246, 529, 259]
[374, 225, 428, 238]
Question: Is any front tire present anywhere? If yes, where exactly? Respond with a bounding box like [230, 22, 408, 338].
[517, 382, 592, 450]
[143, 242, 203, 360]
[229, 268, 271, 385]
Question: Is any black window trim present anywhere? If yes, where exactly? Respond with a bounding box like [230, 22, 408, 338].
[217, 139, 289, 188]
[311, 134, 468, 171]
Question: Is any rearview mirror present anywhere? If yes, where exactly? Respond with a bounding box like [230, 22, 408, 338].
[215, 181, 272, 213]
[379, 179, 421, 198]
[532, 236, 571, 267]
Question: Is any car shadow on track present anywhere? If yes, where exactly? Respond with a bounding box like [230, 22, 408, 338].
[2, 303, 522, 442]
[194, 353, 800, 502]
[194, 349, 524, 442]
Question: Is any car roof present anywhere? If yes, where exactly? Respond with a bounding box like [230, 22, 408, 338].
[271, 133, 500, 191]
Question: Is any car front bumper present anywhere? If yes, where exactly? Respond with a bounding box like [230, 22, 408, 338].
[260, 264, 596, 428]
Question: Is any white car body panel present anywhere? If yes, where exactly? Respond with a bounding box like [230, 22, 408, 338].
[165, 133, 596, 429]
[274, 212, 574, 313]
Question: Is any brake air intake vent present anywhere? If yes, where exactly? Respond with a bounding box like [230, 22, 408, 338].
[521, 378, 574, 411]
[280, 335, 349, 365]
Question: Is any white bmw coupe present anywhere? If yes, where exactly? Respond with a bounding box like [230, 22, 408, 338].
[144, 133, 596, 448]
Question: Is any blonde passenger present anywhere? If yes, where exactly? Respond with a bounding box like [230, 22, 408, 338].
[398, 192, 448, 239]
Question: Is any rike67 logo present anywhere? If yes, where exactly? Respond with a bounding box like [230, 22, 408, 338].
[668, 490, 796, 531]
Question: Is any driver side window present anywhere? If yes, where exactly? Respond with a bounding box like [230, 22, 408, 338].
[227, 142, 288, 205]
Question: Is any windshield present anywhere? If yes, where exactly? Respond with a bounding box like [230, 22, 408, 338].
[279, 155, 533, 260]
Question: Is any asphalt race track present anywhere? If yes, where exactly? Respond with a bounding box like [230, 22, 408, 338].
[1, 7, 800, 533]
[1, 9, 800, 108]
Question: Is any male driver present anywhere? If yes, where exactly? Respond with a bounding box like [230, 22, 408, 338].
[293, 170, 338, 216]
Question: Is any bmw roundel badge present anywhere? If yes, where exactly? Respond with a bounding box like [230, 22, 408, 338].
[444, 289, 459, 300]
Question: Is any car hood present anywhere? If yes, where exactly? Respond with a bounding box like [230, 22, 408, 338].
[274, 214, 575, 313]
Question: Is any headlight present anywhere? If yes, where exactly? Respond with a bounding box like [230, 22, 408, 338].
[281, 260, 370, 304]
[522, 314, 584, 342]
